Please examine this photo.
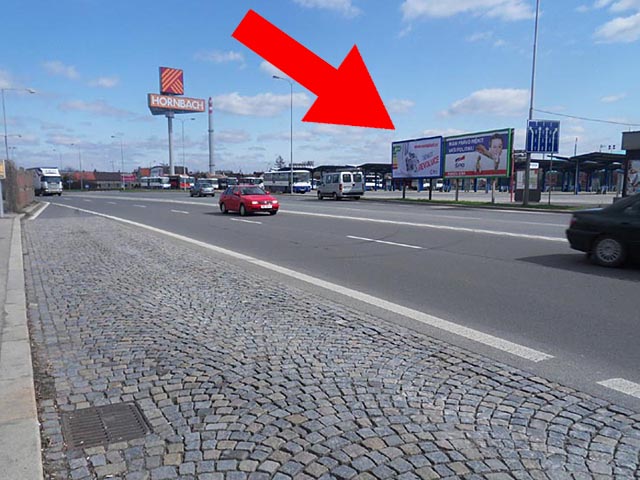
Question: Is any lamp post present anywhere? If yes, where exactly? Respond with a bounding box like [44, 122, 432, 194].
[1, 87, 35, 218]
[178, 117, 195, 169]
[523, 0, 540, 206]
[2, 134, 21, 160]
[52, 147, 62, 170]
[71, 143, 83, 191]
[111, 135, 125, 189]
[273, 75, 294, 194]
[2, 87, 36, 162]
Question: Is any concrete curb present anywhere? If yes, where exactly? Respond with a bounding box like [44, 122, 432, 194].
[0, 215, 43, 480]
[359, 196, 581, 214]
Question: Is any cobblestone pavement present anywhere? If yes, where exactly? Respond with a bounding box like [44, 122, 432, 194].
[24, 216, 640, 479]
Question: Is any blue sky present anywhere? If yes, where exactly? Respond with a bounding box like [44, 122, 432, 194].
[2, 0, 639, 174]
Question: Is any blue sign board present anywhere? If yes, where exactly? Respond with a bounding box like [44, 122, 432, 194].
[526, 120, 560, 153]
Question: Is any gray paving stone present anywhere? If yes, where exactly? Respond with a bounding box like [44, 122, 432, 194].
[23, 217, 640, 480]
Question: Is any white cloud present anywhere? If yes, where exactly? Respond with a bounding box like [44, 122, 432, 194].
[401, 0, 534, 22]
[260, 62, 288, 79]
[43, 60, 79, 79]
[59, 100, 134, 118]
[601, 93, 626, 102]
[467, 31, 494, 42]
[0, 69, 14, 88]
[89, 76, 119, 88]
[440, 88, 529, 117]
[216, 130, 251, 144]
[421, 128, 466, 137]
[594, 0, 640, 12]
[212, 92, 311, 117]
[194, 50, 244, 64]
[595, 11, 640, 41]
[387, 99, 415, 114]
[293, 0, 362, 17]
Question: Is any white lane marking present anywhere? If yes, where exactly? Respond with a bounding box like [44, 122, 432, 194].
[347, 235, 423, 250]
[285, 210, 566, 243]
[29, 202, 50, 220]
[598, 378, 640, 399]
[231, 218, 262, 225]
[170, 209, 190, 214]
[133, 204, 147, 208]
[65, 195, 567, 243]
[50, 203, 553, 363]
[83, 199, 92, 202]
[107, 201, 117, 205]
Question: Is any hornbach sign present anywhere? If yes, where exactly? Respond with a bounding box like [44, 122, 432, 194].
[147, 94, 206, 115]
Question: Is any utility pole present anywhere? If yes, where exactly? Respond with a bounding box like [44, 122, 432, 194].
[523, 0, 540, 206]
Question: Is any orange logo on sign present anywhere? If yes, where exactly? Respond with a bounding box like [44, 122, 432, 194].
[160, 67, 184, 95]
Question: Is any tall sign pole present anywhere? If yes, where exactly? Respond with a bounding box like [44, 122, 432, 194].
[208, 97, 215, 174]
[148, 68, 205, 177]
[524, 0, 541, 206]
[167, 112, 175, 175]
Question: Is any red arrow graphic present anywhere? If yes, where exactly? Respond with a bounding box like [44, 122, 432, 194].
[232, 9, 395, 130]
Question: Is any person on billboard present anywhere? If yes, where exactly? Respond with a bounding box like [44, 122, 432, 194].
[475, 134, 504, 170]
[628, 164, 640, 194]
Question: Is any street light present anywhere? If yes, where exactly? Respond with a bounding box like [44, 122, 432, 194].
[111, 135, 125, 189]
[273, 75, 294, 194]
[523, 0, 540, 206]
[1, 87, 36, 162]
[52, 148, 62, 170]
[71, 143, 83, 191]
[1, 87, 35, 218]
[178, 117, 195, 169]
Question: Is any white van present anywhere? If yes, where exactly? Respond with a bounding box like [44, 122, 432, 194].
[28, 167, 63, 196]
[317, 170, 365, 200]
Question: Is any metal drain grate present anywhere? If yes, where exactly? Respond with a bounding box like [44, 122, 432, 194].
[61, 402, 151, 449]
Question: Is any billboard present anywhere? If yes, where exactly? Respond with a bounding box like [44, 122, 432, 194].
[148, 94, 206, 115]
[444, 129, 513, 178]
[627, 159, 640, 195]
[160, 67, 184, 95]
[391, 136, 443, 179]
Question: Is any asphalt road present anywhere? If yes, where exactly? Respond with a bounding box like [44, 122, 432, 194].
[39, 191, 640, 408]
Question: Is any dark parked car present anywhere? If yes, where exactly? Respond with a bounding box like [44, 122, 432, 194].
[219, 185, 279, 216]
[566, 193, 640, 267]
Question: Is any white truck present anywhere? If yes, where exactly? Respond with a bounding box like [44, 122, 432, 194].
[29, 167, 63, 196]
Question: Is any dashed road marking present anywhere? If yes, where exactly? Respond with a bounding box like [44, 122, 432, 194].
[598, 378, 640, 399]
[170, 209, 190, 214]
[133, 204, 147, 208]
[231, 218, 262, 225]
[285, 210, 566, 243]
[347, 235, 423, 250]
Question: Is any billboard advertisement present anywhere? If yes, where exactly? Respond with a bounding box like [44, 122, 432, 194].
[148, 94, 206, 115]
[391, 136, 443, 179]
[627, 159, 640, 195]
[444, 129, 513, 178]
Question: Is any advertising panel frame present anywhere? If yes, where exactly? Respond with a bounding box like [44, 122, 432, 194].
[443, 128, 513, 179]
[391, 136, 443, 180]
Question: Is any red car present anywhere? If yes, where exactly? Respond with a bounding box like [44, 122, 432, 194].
[219, 185, 279, 216]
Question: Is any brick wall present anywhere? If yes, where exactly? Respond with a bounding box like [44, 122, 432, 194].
[2, 161, 35, 213]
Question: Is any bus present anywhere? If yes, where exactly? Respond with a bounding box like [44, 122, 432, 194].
[169, 174, 192, 190]
[141, 176, 171, 189]
[263, 170, 311, 193]
[241, 176, 264, 188]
